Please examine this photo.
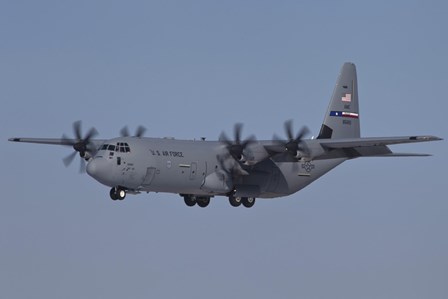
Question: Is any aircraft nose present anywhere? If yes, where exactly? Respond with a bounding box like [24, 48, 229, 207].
[86, 157, 106, 179]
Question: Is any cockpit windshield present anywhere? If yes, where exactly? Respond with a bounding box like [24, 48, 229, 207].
[117, 142, 131, 152]
[100, 142, 131, 153]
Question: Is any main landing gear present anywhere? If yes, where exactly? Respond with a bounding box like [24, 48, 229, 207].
[182, 194, 211, 208]
[181, 194, 256, 208]
[228, 194, 255, 208]
[110, 187, 126, 200]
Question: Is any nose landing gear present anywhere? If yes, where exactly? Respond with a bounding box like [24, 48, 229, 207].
[110, 187, 126, 200]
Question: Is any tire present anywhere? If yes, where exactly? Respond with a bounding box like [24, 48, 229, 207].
[229, 195, 242, 207]
[242, 197, 255, 208]
[184, 195, 196, 207]
[110, 188, 118, 200]
[117, 188, 126, 200]
[110, 187, 126, 200]
[197, 197, 210, 208]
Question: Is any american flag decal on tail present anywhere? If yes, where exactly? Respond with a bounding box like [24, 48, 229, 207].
[342, 93, 351, 102]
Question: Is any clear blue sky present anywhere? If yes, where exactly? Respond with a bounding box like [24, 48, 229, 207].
[1, 1, 447, 298]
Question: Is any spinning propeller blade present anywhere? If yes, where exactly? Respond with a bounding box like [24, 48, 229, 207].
[274, 120, 310, 157]
[62, 121, 98, 173]
[120, 125, 146, 137]
[219, 123, 256, 161]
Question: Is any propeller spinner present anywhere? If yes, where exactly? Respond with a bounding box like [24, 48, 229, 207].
[62, 121, 98, 173]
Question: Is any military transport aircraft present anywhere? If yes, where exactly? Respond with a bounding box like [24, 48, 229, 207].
[9, 63, 442, 208]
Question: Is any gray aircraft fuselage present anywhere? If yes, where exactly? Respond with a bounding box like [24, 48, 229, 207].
[87, 137, 345, 199]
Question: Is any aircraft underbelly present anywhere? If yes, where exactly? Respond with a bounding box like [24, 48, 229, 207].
[257, 158, 346, 198]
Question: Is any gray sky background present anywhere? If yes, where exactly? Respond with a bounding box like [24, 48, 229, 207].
[1, 1, 447, 298]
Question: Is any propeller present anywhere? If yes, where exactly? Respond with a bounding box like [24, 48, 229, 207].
[120, 125, 146, 138]
[219, 123, 256, 161]
[216, 152, 249, 178]
[62, 120, 98, 173]
[274, 120, 310, 158]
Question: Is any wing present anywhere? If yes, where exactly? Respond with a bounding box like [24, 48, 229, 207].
[315, 135, 442, 159]
[8, 138, 106, 159]
[319, 135, 442, 149]
[263, 135, 442, 161]
[8, 137, 105, 148]
[8, 136, 107, 172]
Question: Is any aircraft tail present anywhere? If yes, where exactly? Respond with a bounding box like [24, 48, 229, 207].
[317, 62, 360, 139]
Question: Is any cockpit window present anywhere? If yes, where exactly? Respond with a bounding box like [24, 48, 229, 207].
[100, 143, 130, 153]
[116, 142, 131, 153]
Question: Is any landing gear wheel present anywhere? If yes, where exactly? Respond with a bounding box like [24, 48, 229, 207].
[196, 197, 210, 208]
[184, 195, 196, 207]
[110, 187, 126, 201]
[117, 188, 126, 200]
[229, 195, 242, 207]
[242, 197, 256, 208]
[110, 188, 118, 200]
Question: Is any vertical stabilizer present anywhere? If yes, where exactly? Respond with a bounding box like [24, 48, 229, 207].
[317, 62, 360, 139]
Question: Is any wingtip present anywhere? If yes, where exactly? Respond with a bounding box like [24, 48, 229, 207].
[409, 136, 443, 142]
[427, 136, 442, 141]
[425, 135, 443, 141]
